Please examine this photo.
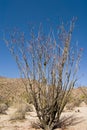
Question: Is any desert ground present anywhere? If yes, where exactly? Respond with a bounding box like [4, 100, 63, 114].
[0, 105, 87, 130]
[1, 78, 87, 130]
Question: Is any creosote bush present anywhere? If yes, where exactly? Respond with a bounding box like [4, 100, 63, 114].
[5, 18, 82, 130]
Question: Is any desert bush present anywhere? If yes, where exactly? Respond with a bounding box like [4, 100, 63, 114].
[78, 87, 87, 104]
[73, 99, 81, 107]
[79, 94, 87, 104]
[31, 115, 82, 130]
[10, 102, 34, 120]
[10, 102, 35, 121]
[0, 95, 15, 107]
[66, 99, 82, 109]
[0, 96, 4, 103]
[20, 92, 33, 104]
[5, 18, 82, 130]
[65, 103, 74, 111]
[4, 99, 13, 107]
[67, 93, 85, 108]
[16, 102, 34, 113]
[70, 97, 87, 108]
[10, 110, 25, 120]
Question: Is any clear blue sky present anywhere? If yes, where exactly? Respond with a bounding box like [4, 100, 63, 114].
[0, 0, 87, 86]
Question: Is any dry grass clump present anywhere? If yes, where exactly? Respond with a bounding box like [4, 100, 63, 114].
[15, 101, 35, 113]
[10, 105, 24, 120]
[64, 103, 75, 111]
[64, 100, 82, 111]
[10, 110, 25, 120]
[10, 102, 35, 120]
[0, 103, 8, 114]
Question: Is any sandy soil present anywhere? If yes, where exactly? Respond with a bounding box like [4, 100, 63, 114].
[0, 106, 87, 130]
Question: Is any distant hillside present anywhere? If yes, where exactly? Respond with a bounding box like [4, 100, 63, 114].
[69, 86, 87, 106]
[71, 86, 87, 98]
[0, 77, 87, 106]
[0, 77, 27, 104]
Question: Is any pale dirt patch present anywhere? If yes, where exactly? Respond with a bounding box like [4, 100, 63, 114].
[0, 106, 87, 130]
[0, 106, 33, 130]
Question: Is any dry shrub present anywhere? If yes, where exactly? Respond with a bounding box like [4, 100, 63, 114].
[31, 115, 82, 130]
[10, 110, 25, 120]
[20, 92, 33, 104]
[65, 98, 83, 111]
[64, 103, 74, 111]
[56, 115, 83, 130]
[15, 102, 35, 113]
[5, 19, 82, 130]
[10, 102, 35, 120]
[0, 103, 8, 114]
[0, 95, 11, 107]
